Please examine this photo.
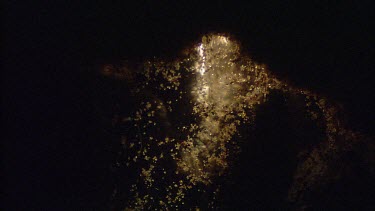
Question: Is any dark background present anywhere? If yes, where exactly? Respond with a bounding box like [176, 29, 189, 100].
[3, 1, 373, 209]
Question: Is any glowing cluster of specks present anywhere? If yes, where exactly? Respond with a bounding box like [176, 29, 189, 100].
[178, 35, 284, 184]
[105, 34, 361, 210]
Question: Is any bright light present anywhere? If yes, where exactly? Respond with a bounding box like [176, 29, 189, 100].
[197, 44, 206, 75]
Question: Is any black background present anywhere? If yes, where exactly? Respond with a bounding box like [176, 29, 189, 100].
[3, 1, 373, 209]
